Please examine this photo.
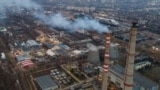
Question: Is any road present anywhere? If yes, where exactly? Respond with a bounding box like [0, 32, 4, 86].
[18, 71, 29, 90]
[18, 71, 33, 90]
[61, 64, 81, 83]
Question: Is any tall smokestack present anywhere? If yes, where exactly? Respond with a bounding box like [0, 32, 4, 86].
[101, 32, 111, 90]
[124, 21, 138, 90]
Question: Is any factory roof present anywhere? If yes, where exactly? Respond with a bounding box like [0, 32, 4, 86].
[43, 42, 52, 49]
[21, 46, 30, 51]
[121, 34, 148, 41]
[60, 44, 70, 50]
[46, 49, 55, 56]
[16, 54, 30, 62]
[0, 27, 7, 32]
[1, 52, 6, 59]
[26, 40, 39, 46]
[72, 50, 81, 55]
[35, 75, 58, 90]
[52, 45, 61, 50]
[109, 65, 158, 88]
[55, 49, 66, 55]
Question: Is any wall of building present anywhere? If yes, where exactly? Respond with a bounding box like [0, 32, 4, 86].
[108, 71, 124, 88]
[43, 87, 58, 90]
[99, 66, 158, 90]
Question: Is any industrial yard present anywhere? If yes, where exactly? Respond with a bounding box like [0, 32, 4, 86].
[0, 0, 160, 90]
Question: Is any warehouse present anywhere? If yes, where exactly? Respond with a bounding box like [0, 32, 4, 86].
[35, 75, 58, 90]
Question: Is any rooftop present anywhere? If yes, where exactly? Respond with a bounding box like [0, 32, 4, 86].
[0, 27, 7, 32]
[26, 40, 39, 46]
[35, 75, 58, 90]
[16, 54, 30, 62]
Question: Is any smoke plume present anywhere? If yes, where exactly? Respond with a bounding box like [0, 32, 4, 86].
[0, 0, 39, 11]
[36, 13, 109, 32]
[0, 0, 109, 33]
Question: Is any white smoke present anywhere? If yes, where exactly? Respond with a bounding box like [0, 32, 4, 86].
[36, 13, 109, 32]
[73, 17, 108, 32]
[0, 0, 109, 33]
[0, 0, 40, 11]
[36, 13, 72, 29]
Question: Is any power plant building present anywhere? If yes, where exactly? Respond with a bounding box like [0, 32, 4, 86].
[104, 64, 159, 90]
[100, 22, 158, 90]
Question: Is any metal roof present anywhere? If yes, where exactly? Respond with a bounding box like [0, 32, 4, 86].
[0, 27, 7, 32]
[16, 54, 29, 62]
[26, 40, 39, 46]
[35, 75, 58, 90]
[55, 49, 66, 55]
[109, 65, 158, 89]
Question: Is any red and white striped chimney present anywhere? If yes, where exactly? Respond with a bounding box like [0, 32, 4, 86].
[101, 32, 111, 90]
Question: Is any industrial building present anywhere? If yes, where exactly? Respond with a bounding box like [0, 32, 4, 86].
[16, 54, 30, 62]
[134, 60, 151, 70]
[26, 40, 40, 49]
[134, 56, 152, 70]
[100, 22, 159, 90]
[115, 34, 148, 43]
[0, 27, 7, 32]
[1, 0, 160, 90]
[1, 52, 6, 60]
[95, 17, 119, 26]
[35, 75, 58, 90]
[0, 27, 7, 34]
[100, 64, 159, 90]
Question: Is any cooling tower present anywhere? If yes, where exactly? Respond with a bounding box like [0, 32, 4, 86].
[87, 43, 100, 65]
[110, 43, 119, 60]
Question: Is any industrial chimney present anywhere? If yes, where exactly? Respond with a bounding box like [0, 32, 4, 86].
[124, 21, 138, 90]
[101, 32, 111, 90]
